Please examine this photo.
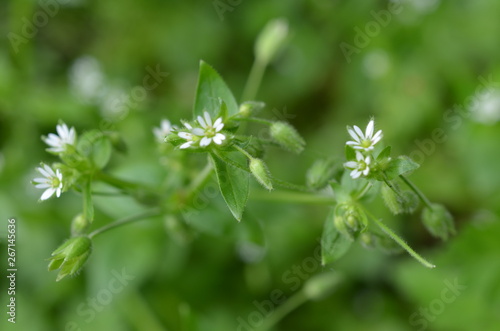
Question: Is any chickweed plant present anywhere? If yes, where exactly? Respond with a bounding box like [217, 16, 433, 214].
[34, 19, 454, 291]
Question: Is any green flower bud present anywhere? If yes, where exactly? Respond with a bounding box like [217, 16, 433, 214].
[270, 122, 305, 154]
[360, 232, 403, 254]
[239, 101, 266, 117]
[381, 181, 420, 215]
[249, 158, 273, 191]
[255, 18, 289, 64]
[71, 213, 90, 236]
[48, 236, 92, 281]
[334, 204, 367, 240]
[422, 203, 455, 241]
[306, 159, 339, 190]
[303, 271, 343, 301]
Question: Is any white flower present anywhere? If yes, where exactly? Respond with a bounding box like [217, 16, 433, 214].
[197, 111, 226, 147]
[344, 152, 371, 179]
[346, 119, 382, 152]
[43, 123, 77, 153]
[153, 119, 172, 142]
[177, 112, 226, 149]
[33, 164, 64, 201]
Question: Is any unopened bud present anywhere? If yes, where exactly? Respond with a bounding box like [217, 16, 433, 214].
[270, 122, 305, 154]
[334, 204, 367, 240]
[422, 203, 455, 241]
[255, 18, 289, 64]
[239, 101, 266, 117]
[360, 232, 402, 254]
[381, 182, 420, 215]
[303, 271, 343, 301]
[71, 213, 90, 236]
[250, 158, 273, 191]
[48, 236, 92, 281]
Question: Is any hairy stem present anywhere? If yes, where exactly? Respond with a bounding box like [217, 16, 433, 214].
[242, 59, 266, 101]
[251, 190, 335, 205]
[257, 291, 308, 331]
[399, 175, 433, 209]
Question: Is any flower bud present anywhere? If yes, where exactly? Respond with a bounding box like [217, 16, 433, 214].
[306, 159, 339, 190]
[381, 182, 419, 215]
[71, 213, 90, 236]
[249, 158, 273, 191]
[48, 236, 92, 281]
[270, 122, 305, 154]
[422, 203, 455, 241]
[334, 204, 367, 240]
[303, 271, 343, 301]
[360, 232, 402, 254]
[255, 18, 289, 64]
[239, 101, 265, 117]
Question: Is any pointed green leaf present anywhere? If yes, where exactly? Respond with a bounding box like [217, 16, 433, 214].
[91, 136, 112, 169]
[384, 156, 419, 180]
[210, 153, 249, 221]
[377, 146, 391, 161]
[194, 61, 239, 118]
[321, 207, 353, 265]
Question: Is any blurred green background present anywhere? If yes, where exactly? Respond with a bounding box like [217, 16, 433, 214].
[1, 0, 500, 330]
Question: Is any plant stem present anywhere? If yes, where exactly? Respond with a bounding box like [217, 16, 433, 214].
[88, 208, 163, 239]
[95, 171, 141, 191]
[233, 117, 274, 126]
[353, 181, 373, 200]
[364, 209, 436, 269]
[242, 59, 267, 101]
[234, 145, 254, 160]
[251, 190, 335, 205]
[399, 175, 433, 209]
[257, 291, 308, 331]
[270, 176, 312, 192]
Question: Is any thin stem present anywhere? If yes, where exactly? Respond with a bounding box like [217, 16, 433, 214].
[270, 176, 312, 193]
[88, 208, 163, 239]
[95, 171, 141, 191]
[234, 145, 254, 160]
[257, 291, 308, 331]
[185, 161, 214, 198]
[365, 209, 436, 269]
[91, 190, 127, 196]
[242, 59, 267, 101]
[399, 175, 433, 209]
[353, 181, 373, 200]
[251, 190, 335, 205]
[212, 150, 251, 173]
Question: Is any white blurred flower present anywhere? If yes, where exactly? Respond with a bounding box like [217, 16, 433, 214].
[344, 152, 371, 179]
[43, 123, 77, 153]
[470, 88, 500, 124]
[197, 111, 226, 147]
[69, 56, 105, 104]
[153, 119, 172, 142]
[32, 164, 64, 201]
[346, 119, 383, 152]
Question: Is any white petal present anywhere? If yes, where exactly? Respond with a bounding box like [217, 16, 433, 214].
[184, 122, 193, 130]
[37, 167, 50, 178]
[213, 117, 222, 128]
[179, 141, 193, 149]
[363, 167, 370, 176]
[204, 111, 212, 126]
[365, 120, 374, 138]
[355, 151, 364, 161]
[40, 188, 56, 200]
[353, 125, 365, 140]
[178, 132, 191, 139]
[372, 130, 383, 144]
[197, 115, 207, 128]
[56, 124, 68, 138]
[347, 128, 361, 142]
[213, 133, 226, 145]
[351, 170, 361, 179]
[35, 183, 51, 189]
[68, 127, 76, 143]
[44, 164, 56, 177]
[352, 146, 364, 150]
[56, 188, 62, 197]
[200, 137, 212, 147]
[191, 128, 205, 136]
[365, 156, 371, 165]
[344, 161, 357, 169]
[346, 141, 359, 146]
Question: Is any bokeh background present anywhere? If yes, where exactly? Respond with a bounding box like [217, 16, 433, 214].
[1, 0, 500, 330]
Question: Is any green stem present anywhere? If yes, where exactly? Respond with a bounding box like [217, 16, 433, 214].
[364, 208, 436, 269]
[212, 150, 251, 173]
[184, 161, 214, 201]
[242, 59, 267, 101]
[234, 145, 254, 160]
[257, 291, 308, 331]
[399, 175, 433, 209]
[353, 181, 373, 200]
[88, 208, 163, 239]
[95, 171, 141, 191]
[270, 176, 312, 192]
[233, 117, 274, 126]
[251, 190, 335, 205]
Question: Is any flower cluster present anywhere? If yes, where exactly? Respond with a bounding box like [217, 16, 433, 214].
[344, 119, 383, 179]
[43, 123, 77, 154]
[176, 111, 226, 149]
[33, 164, 64, 201]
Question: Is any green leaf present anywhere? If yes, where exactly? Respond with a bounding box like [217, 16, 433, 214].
[377, 146, 391, 161]
[91, 136, 112, 169]
[384, 156, 419, 180]
[194, 61, 239, 118]
[210, 152, 249, 221]
[83, 178, 94, 224]
[321, 207, 353, 265]
[422, 203, 456, 241]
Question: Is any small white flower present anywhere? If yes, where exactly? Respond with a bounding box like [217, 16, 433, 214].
[43, 123, 77, 153]
[344, 152, 371, 179]
[197, 111, 226, 147]
[177, 122, 204, 149]
[153, 119, 172, 142]
[33, 164, 64, 201]
[346, 119, 382, 152]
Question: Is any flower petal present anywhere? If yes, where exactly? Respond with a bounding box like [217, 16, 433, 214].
[191, 128, 205, 136]
[365, 120, 374, 138]
[351, 169, 361, 179]
[204, 111, 212, 127]
[178, 132, 191, 139]
[35, 183, 51, 189]
[353, 125, 365, 140]
[344, 161, 357, 169]
[179, 141, 193, 149]
[41, 188, 56, 200]
[197, 115, 207, 128]
[347, 128, 361, 142]
[213, 133, 226, 144]
[200, 137, 212, 147]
